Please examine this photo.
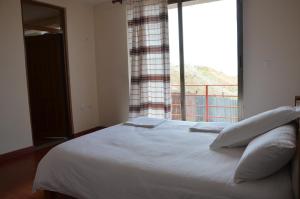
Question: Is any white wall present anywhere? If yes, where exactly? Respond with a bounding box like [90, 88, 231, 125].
[243, 0, 300, 117]
[0, 0, 100, 154]
[0, 0, 33, 154]
[94, 2, 129, 127]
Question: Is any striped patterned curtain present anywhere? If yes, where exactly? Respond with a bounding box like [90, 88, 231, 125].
[127, 0, 171, 119]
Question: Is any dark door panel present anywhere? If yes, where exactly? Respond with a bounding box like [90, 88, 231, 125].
[25, 34, 69, 144]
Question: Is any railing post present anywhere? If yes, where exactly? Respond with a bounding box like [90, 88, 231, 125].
[205, 85, 209, 122]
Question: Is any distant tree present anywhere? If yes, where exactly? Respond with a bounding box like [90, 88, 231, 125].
[170, 65, 237, 96]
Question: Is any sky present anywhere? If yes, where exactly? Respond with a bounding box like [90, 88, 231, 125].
[168, 0, 238, 76]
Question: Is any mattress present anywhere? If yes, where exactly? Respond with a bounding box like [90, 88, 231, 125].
[33, 120, 293, 199]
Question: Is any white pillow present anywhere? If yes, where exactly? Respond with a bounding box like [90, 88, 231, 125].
[233, 124, 296, 183]
[210, 106, 299, 149]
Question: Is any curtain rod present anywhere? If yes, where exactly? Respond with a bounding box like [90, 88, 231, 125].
[112, 0, 122, 3]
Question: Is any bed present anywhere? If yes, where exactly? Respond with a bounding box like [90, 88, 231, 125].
[33, 120, 297, 199]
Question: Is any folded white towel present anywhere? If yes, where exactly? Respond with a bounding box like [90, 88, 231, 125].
[190, 122, 231, 133]
[124, 117, 166, 128]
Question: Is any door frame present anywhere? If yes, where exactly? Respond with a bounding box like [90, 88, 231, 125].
[20, 0, 74, 145]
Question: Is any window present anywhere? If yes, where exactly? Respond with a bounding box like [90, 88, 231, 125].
[168, 0, 243, 122]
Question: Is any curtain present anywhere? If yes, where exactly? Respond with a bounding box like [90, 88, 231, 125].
[127, 0, 171, 119]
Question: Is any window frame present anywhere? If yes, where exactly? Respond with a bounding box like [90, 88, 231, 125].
[168, 0, 244, 121]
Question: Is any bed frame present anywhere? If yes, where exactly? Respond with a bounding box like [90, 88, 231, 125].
[43, 121, 300, 199]
[44, 191, 74, 199]
[295, 120, 300, 199]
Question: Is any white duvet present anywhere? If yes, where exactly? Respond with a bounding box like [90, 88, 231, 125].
[33, 120, 293, 199]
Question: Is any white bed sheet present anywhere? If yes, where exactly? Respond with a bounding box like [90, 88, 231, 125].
[33, 120, 293, 199]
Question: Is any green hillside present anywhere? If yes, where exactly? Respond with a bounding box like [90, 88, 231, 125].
[170, 65, 238, 96]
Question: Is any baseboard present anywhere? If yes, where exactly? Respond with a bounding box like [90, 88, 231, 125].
[0, 146, 35, 164]
[0, 126, 106, 164]
[74, 126, 106, 138]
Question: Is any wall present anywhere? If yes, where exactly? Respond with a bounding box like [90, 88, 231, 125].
[243, 0, 300, 117]
[38, 0, 100, 132]
[94, 2, 129, 127]
[0, 0, 33, 154]
[0, 0, 100, 154]
[93, 0, 300, 121]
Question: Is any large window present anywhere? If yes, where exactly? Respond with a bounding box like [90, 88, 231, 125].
[168, 0, 243, 122]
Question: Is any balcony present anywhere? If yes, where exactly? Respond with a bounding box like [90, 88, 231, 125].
[171, 84, 238, 122]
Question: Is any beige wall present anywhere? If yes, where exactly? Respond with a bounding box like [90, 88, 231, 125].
[243, 0, 300, 117]
[38, 0, 100, 132]
[93, 0, 300, 120]
[0, 0, 100, 154]
[0, 0, 33, 154]
[94, 2, 129, 127]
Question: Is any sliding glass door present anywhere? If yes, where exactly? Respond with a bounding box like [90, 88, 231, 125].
[168, 0, 242, 122]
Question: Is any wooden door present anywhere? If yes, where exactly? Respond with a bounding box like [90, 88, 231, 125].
[25, 34, 70, 145]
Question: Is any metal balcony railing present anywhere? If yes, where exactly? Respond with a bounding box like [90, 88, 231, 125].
[171, 84, 238, 122]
